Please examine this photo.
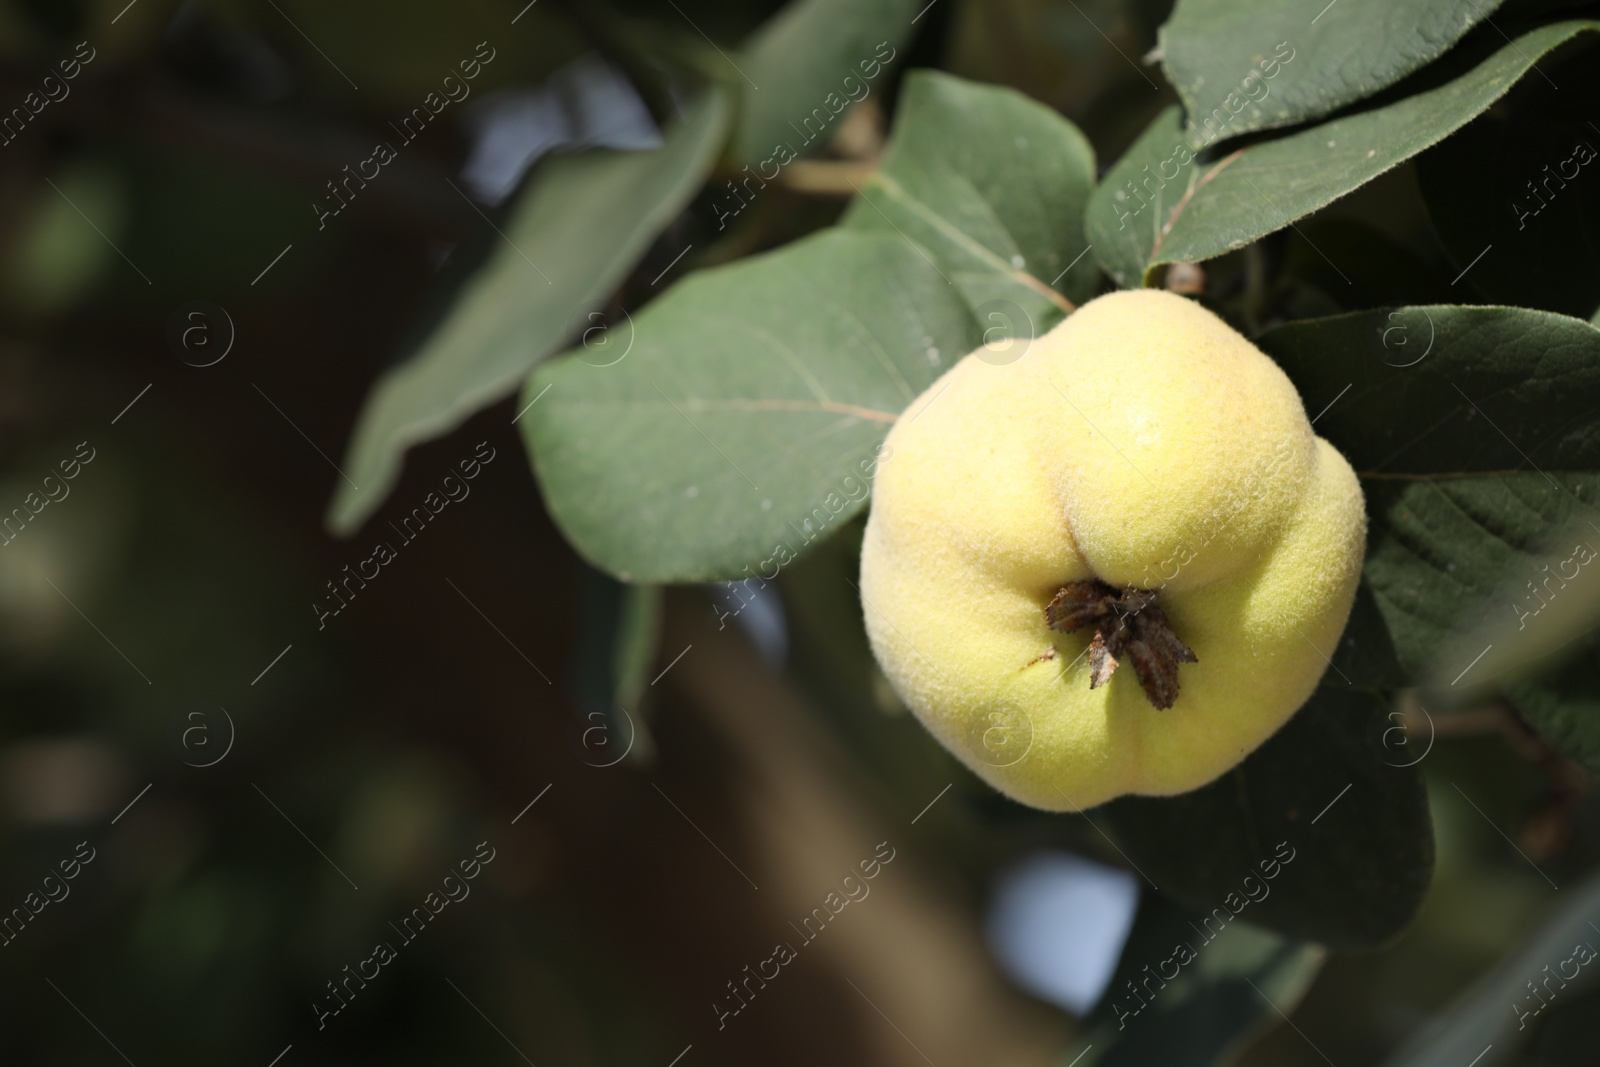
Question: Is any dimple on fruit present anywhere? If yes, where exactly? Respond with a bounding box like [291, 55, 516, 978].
[858, 289, 1365, 812]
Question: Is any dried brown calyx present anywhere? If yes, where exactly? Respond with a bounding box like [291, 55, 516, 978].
[1044, 579, 1198, 709]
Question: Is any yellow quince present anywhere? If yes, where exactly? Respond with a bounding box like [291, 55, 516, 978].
[858, 289, 1365, 811]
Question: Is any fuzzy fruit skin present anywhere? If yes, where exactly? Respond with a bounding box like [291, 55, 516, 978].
[859, 289, 1365, 812]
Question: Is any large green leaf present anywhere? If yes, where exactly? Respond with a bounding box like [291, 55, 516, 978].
[1067, 892, 1324, 1067]
[1088, 21, 1600, 288]
[522, 229, 978, 582]
[1257, 307, 1600, 476]
[1256, 306, 1600, 677]
[843, 70, 1100, 318]
[325, 89, 731, 536]
[1362, 476, 1600, 682]
[733, 0, 916, 163]
[1158, 0, 1504, 144]
[1102, 686, 1433, 950]
[1504, 631, 1600, 775]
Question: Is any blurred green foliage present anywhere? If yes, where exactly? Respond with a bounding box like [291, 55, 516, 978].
[2, 0, 1600, 1064]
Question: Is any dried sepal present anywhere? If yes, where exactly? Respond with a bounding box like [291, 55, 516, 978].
[1044, 578, 1197, 709]
[1087, 629, 1118, 688]
[1044, 580, 1118, 631]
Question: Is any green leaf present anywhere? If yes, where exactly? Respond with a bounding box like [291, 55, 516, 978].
[1102, 686, 1434, 950]
[1363, 476, 1600, 683]
[1504, 632, 1600, 775]
[1088, 21, 1600, 288]
[613, 583, 665, 714]
[844, 70, 1099, 319]
[1418, 59, 1600, 320]
[732, 0, 915, 163]
[572, 566, 663, 766]
[523, 229, 978, 582]
[1068, 892, 1323, 1067]
[1256, 306, 1600, 476]
[1384, 868, 1600, 1067]
[1256, 306, 1600, 677]
[1158, 0, 1504, 144]
[574, 566, 664, 716]
[325, 89, 732, 536]
[1330, 582, 1409, 689]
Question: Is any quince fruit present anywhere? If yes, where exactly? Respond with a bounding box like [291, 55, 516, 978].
[859, 290, 1365, 811]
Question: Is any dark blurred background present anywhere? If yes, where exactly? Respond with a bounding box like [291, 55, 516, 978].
[0, 1, 1591, 1064]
